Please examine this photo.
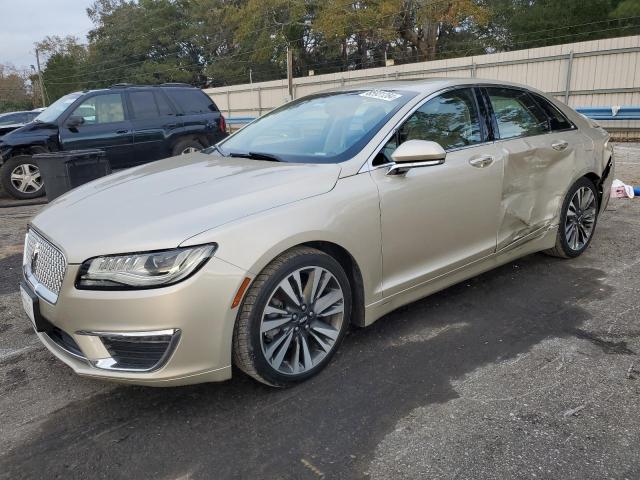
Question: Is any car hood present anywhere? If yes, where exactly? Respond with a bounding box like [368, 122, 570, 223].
[31, 153, 341, 263]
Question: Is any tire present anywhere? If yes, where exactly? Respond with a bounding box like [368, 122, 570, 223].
[545, 177, 599, 258]
[172, 138, 203, 156]
[0, 155, 46, 199]
[233, 246, 352, 387]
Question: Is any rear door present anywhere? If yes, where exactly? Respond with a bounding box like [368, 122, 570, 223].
[483, 87, 584, 250]
[59, 92, 134, 169]
[127, 88, 180, 164]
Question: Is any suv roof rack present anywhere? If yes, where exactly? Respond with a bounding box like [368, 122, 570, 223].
[108, 82, 195, 89]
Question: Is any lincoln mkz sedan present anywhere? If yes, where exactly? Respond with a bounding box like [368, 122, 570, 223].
[21, 79, 613, 387]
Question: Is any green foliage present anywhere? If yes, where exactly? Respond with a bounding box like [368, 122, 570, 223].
[0, 65, 34, 113]
[37, 0, 640, 96]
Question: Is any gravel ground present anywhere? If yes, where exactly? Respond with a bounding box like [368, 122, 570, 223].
[0, 145, 639, 479]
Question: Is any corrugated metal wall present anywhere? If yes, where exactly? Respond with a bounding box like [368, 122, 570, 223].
[204, 35, 640, 139]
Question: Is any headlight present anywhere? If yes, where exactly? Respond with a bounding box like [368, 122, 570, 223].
[76, 244, 216, 290]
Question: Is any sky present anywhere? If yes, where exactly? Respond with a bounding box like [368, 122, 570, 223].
[0, 0, 95, 70]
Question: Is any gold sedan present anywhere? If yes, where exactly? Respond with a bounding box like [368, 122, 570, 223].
[20, 79, 613, 387]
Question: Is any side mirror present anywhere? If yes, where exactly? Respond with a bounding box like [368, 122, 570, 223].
[387, 140, 446, 176]
[66, 116, 85, 129]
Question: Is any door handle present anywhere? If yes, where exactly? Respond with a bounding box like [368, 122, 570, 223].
[552, 141, 569, 151]
[164, 123, 177, 128]
[469, 155, 494, 168]
[115, 129, 130, 135]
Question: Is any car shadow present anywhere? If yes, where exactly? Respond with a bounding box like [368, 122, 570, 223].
[1, 253, 613, 480]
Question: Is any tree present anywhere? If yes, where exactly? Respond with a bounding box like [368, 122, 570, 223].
[36, 36, 88, 102]
[0, 64, 33, 113]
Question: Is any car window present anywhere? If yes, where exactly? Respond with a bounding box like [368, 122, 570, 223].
[154, 91, 175, 116]
[0, 113, 22, 126]
[71, 94, 125, 125]
[219, 90, 416, 164]
[531, 94, 574, 131]
[486, 87, 549, 139]
[377, 88, 482, 164]
[164, 88, 215, 114]
[35, 92, 83, 123]
[129, 91, 159, 119]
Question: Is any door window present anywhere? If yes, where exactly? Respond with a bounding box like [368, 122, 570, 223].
[154, 91, 175, 116]
[486, 88, 549, 139]
[70, 94, 125, 125]
[129, 91, 159, 119]
[531, 94, 574, 131]
[378, 88, 482, 164]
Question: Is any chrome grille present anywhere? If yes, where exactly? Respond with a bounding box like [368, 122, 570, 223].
[23, 229, 66, 303]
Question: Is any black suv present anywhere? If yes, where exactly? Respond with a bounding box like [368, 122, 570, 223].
[0, 83, 227, 199]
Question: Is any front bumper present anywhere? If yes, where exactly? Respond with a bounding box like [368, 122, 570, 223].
[28, 257, 249, 386]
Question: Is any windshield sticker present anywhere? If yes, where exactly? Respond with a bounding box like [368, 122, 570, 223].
[359, 90, 402, 102]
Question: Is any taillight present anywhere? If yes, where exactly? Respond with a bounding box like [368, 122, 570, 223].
[219, 116, 226, 133]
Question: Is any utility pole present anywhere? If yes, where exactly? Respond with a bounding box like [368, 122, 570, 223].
[249, 68, 253, 86]
[286, 46, 293, 101]
[35, 48, 47, 107]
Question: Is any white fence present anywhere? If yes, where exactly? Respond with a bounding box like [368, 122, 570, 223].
[204, 35, 640, 139]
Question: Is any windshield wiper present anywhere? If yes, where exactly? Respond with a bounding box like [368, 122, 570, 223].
[228, 151, 282, 162]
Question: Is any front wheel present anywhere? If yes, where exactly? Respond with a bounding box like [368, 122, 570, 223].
[233, 247, 352, 387]
[545, 177, 599, 258]
[0, 155, 45, 199]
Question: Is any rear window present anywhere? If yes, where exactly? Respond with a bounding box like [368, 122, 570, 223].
[164, 88, 216, 114]
[532, 94, 574, 131]
[129, 91, 159, 119]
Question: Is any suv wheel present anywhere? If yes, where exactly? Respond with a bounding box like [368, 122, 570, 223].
[172, 138, 203, 156]
[0, 155, 45, 199]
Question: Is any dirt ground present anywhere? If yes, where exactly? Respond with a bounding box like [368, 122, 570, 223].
[0, 145, 639, 479]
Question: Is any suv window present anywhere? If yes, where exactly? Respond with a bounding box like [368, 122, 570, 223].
[531, 93, 574, 131]
[71, 93, 125, 124]
[378, 88, 482, 163]
[486, 87, 549, 139]
[154, 91, 175, 116]
[164, 88, 215, 114]
[129, 90, 159, 119]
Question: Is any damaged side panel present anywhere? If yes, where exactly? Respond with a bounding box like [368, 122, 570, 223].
[497, 130, 590, 251]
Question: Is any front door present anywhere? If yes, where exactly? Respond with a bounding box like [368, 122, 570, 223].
[59, 92, 134, 169]
[370, 88, 503, 297]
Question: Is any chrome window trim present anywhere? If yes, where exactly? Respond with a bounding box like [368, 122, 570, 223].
[359, 85, 495, 173]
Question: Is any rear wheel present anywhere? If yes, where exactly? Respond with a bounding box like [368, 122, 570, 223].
[172, 138, 203, 156]
[545, 177, 599, 258]
[233, 247, 352, 387]
[0, 155, 45, 199]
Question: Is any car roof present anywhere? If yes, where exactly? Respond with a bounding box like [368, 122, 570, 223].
[331, 77, 546, 95]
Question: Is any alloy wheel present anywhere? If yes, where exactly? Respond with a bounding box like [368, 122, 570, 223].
[564, 186, 597, 251]
[10, 163, 43, 194]
[181, 146, 200, 155]
[259, 266, 345, 375]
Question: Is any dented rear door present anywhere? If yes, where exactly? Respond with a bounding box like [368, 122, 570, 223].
[484, 87, 583, 250]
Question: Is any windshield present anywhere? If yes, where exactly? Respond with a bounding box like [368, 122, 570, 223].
[218, 89, 417, 163]
[35, 92, 83, 123]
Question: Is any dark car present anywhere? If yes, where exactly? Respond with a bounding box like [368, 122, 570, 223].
[0, 83, 227, 199]
[0, 109, 44, 137]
